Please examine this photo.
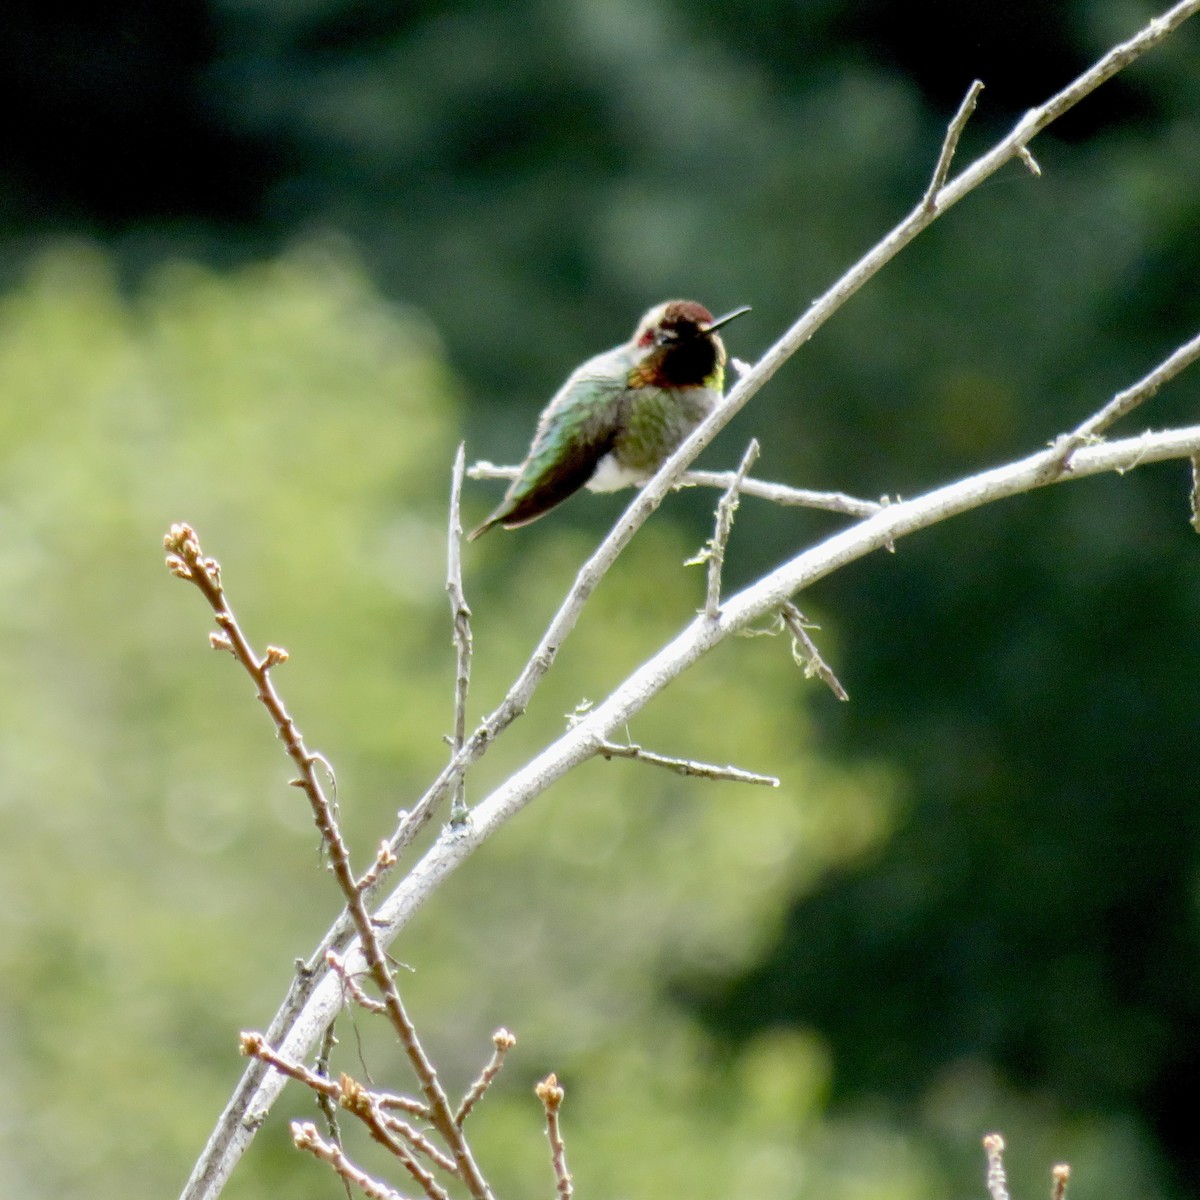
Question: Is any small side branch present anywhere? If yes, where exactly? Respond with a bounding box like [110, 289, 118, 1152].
[456, 1029, 517, 1127]
[535, 1075, 573, 1200]
[1190, 456, 1200, 533]
[1046, 326, 1200, 474]
[292, 1122, 411, 1200]
[780, 603, 850, 702]
[1051, 1164, 1071, 1200]
[597, 738, 779, 786]
[467, 460, 882, 518]
[924, 80, 985, 210]
[691, 438, 759, 619]
[983, 1134, 1010, 1200]
[446, 445, 475, 825]
[677, 471, 883, 517]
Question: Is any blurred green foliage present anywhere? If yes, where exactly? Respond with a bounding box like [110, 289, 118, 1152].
[0, 244, 894, 1198]
[1, 2, 1199, 1199]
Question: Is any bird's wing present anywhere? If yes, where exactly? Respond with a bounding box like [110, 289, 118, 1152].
[470, 357, 628, 537]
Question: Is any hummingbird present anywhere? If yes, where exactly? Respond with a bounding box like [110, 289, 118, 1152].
[469, 300, 750, 540]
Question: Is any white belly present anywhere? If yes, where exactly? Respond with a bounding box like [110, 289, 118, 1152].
[585, 452, 647, 493]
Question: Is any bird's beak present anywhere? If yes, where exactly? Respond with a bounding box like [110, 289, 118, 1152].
[702, 305, 752, 333]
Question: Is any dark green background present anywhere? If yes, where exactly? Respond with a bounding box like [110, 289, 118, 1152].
[1, 2, 1197, 1197]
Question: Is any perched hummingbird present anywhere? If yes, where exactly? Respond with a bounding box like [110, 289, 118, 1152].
[469, 300, 750, 540]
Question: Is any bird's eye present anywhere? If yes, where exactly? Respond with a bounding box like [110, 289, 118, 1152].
[657, 326, 679, 346]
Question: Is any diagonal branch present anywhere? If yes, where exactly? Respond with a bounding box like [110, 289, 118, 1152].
[1045, 326, 1200, 472]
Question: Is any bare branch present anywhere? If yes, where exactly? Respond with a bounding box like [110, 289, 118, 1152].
[535, 1075, 573, 1200]
[1190, 456, 1200, 533]
[456, 1029, 517, 1127]
[314, 1021, 347, 1178]
[1046, 326, 1200, 473]
[470, 460, 882, 518]
[780, 603, 850, 702]
[983, 1134, 1010, 1200]
[327, 951, 388, 1015]
[169, 526, 494, 1200]
[447, 444, 474, 825]
[1052, 1163, 1071, 1200]
[677, 471, 883, 517]
[293, 1122, 412, 1200]
[924, 79, 984, 210]
[696, 439, 760, 618]
[596, 739, 778, 786]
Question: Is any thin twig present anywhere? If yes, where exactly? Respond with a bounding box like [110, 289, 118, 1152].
[780, 603, 850, 701]
[983, 1134, 1010, 1200]
[1190, 455, 1200, 533]
[456, 1029, 517, 1126]
[245, 1035, 453, 1200]
[469, 460, 882, 518]
[1047, 327, 1200, 473]
[596, 739, 779, 786]
[535, 1076, 573, 1200]
[446, 444, 474, 825]
[314, 1020, 350, 1199]
[292, 1122, 412, 1200]
[924, 80, 985, 209]
[698, 439, 760, 618]
[327, 951, 388, 1015]
[679, 471, 883, 516]
[339, 1076, 453, 1200]
[376, 1092, 432, 1119]
[376, 1113, 459, 1175]
[169, 526, 494, 1200]
[1052, 1163, 1071, 1200]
